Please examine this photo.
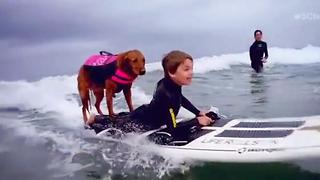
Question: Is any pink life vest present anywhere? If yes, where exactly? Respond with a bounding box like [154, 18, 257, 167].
[84, 54, 117, 66]
[84, 54, 136, 85]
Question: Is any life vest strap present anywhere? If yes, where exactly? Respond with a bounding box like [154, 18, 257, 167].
[111, 69, 135, 85]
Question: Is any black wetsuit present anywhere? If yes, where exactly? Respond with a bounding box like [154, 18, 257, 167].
[249, 40, 268, 73]
[131, 77, 200, 133]
[91, 77, 201, 135]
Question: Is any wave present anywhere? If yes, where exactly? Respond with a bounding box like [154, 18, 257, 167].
[1, 67, 319, 177]
[147, 45, 320, 73]
[1, 45, 319, 178]
[0, 75, 154, 128]
[0, 76, 188, 178]
[0, 45, 319, 123]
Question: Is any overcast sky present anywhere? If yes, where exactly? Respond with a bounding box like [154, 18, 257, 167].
[1, 0, 319, 80]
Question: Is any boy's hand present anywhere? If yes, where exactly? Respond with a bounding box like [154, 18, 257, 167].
[197, 115, 213, 126]
[261, 57, 267, 63]
[199, 111, 206, 116]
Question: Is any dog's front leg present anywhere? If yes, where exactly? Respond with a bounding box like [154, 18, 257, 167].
[105, 80, 116, 117]
[123, 84, 134, 112]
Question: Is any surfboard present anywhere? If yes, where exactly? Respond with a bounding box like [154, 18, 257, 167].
[94, 114, 320, 163]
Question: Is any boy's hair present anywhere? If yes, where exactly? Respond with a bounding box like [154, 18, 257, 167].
[254, 30, 262, 37]
[162, 50, 193, 77]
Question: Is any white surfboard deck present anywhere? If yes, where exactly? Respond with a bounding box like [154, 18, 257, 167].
[141, 116, 320, 163]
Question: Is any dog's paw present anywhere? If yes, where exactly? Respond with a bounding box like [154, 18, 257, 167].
[84, 124, 92, 130]
[109, 113, 118, 118]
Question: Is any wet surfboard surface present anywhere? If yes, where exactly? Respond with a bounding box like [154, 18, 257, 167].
[94, 114, 320, 162]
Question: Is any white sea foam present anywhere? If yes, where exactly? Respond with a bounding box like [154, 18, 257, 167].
[147, 45, 320, 74]
[0, 75, 82, 127]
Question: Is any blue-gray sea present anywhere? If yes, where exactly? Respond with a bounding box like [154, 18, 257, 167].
[1, 47, 320, 180]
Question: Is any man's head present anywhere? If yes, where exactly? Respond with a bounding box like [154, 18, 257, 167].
[162, 50, 194, 86]
[254, 30, 263, 41]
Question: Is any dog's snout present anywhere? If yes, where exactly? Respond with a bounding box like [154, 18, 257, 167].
[139, 69, 146, 75]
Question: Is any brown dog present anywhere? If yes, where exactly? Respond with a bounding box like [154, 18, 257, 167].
[77, 50, 146, 125]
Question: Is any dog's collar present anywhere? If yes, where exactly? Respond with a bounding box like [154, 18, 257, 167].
[111, 69, 136, 85]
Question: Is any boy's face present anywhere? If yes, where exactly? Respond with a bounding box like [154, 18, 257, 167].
[169, 58, 193, 86]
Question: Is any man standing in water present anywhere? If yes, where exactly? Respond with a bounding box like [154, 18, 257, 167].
[249, 30, 269, 73]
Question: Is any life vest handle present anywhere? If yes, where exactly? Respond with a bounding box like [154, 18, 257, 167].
[99, 51, 113, 56]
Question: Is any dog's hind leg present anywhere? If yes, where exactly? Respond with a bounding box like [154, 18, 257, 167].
[79, 89, 90, 124]
[93, 89, 104, 115]
[77, 67, 91, 124]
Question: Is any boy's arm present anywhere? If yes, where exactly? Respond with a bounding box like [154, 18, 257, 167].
[162, 100, 199, 135]
[181, 95, 200, 116]
[160, 95, 177, 134]
[160, 95, 202, 135]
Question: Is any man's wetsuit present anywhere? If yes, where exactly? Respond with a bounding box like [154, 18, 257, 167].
[91, 77, 201, 135]
[249, 40, 268, 73]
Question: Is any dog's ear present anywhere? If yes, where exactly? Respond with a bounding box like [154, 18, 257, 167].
[117, 51, 130, 70]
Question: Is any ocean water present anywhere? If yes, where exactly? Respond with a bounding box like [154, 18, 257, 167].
[0, 46, 320, 180]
